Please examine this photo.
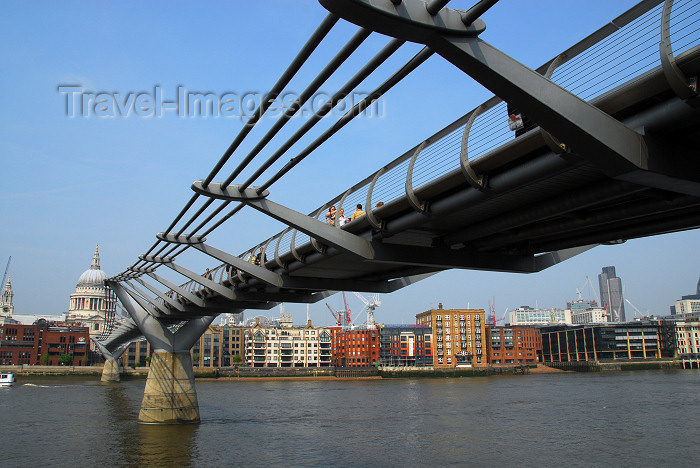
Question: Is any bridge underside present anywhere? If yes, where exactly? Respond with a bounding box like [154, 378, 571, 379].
[187, 47, 700, 311]
[93, 0, 700, 423]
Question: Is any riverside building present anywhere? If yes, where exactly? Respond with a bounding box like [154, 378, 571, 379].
[486, 326, 541, 365]
[192, 324, 245, 367]
[330, 326, 379, 367]
[540, 322, 663, 362]
[416, 305, 486, 367]
[244, 315, 331, 367]
[0, 320, 89, 366]
[377, 324, 432, 367]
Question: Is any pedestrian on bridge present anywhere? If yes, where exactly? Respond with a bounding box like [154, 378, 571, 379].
[325, 205, 337, 225]
[350, 204, 365, 221]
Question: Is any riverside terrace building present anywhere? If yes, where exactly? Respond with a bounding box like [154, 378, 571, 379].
[0, 321, 89, 366]
[377, 324, 432, 367]
[244, 318, 331, 367]
[659, 316, 700, 369]
[330, 326, 379, 367]
[485, 326, 541, 365]
[416, 306, 486, 367]
[540, 322, 667, 362]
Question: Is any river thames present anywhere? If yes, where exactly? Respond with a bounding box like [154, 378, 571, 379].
[1, 370, 698, 467]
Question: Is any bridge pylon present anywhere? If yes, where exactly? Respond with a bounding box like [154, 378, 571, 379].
[107, 281, 216, 424]
[92, 339, 130, 383]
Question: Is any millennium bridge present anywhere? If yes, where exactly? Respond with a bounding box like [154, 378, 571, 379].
[92, 0, 700, 423]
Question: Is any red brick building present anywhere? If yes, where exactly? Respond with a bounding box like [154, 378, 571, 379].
[0, 324, 39, 365]
[486, 325, 541, 365]
[0, 321, 90, 366]
[330, 326, 380, 367]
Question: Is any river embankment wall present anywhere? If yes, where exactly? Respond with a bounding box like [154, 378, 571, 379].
[0, 359, 683, 378]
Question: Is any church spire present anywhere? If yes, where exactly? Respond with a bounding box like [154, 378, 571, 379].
[91, 244, 100, 270]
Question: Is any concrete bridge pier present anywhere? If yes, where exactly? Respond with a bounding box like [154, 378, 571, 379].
[139, 351, 199, 423]
[101, 358, 121, 382]
[92, 339, 130, 383]
[108, 281, 216, 424]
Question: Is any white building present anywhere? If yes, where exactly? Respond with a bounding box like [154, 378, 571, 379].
[244, 316, 332, 367]
[569, 298, 609, 324]
[1, 276, 14, 317]
[509, 305, 571, 326]
[65, 245, 117, 340]
[673, 298, 700, 316]
[672, 320, 700, 369]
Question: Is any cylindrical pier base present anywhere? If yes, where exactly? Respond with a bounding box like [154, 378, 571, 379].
[101, 359, 121, 382]
[139, 351, 200, 424]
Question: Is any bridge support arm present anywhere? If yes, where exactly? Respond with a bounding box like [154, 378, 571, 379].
[188, 241, 284, 287]
[108, 280, 220, 423]
[192, 181, 375, 259]
[92, 339, 131, 383]
[108, 281, 174, 352]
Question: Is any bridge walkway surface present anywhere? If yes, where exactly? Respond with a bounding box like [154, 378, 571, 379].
[91, 0, 699, 423]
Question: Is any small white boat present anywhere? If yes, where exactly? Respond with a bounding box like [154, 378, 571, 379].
[0, 372, 16, 386]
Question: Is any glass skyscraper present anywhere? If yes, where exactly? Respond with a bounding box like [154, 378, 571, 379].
[598, 266, 626, 322]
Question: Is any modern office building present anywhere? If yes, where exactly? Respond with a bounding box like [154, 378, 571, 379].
[509, 305, 571, 326]
[598, 266, 626, 322]
[486, 326, 541, 365]
[416, 306, 486, 367]
[191, 324, 245, 367]
[377, 324, 432, 367]
[670, 276, 700, 316]
[568, 298, 608, 324]
[124, 339, 151, 367]
[330, 326, 380, 367]
[540, 322, 663, 362]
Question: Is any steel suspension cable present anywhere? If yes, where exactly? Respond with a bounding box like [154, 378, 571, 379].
[224, 28, 372, 184]
[201, 13, 340, 189]
[257, 47, 435, 193]
[235, 38, 406, 190]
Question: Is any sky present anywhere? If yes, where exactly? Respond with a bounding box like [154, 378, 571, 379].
[1, 0, 698, 327]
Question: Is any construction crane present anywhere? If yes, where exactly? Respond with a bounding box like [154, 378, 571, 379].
[625, 298, 648, 320]
[342, 291, 351, 326]
[494, 308, 508, 326]
[325, 303, 342, 326]
[326, 292, 351, 326]
[1, 256, 11, 292]
[576, 276, 601, 304]
[352, 292, 381, 327]
[487, 296, 496, 326]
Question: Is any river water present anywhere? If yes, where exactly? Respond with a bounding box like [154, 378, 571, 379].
[1, 370, 698, 467]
